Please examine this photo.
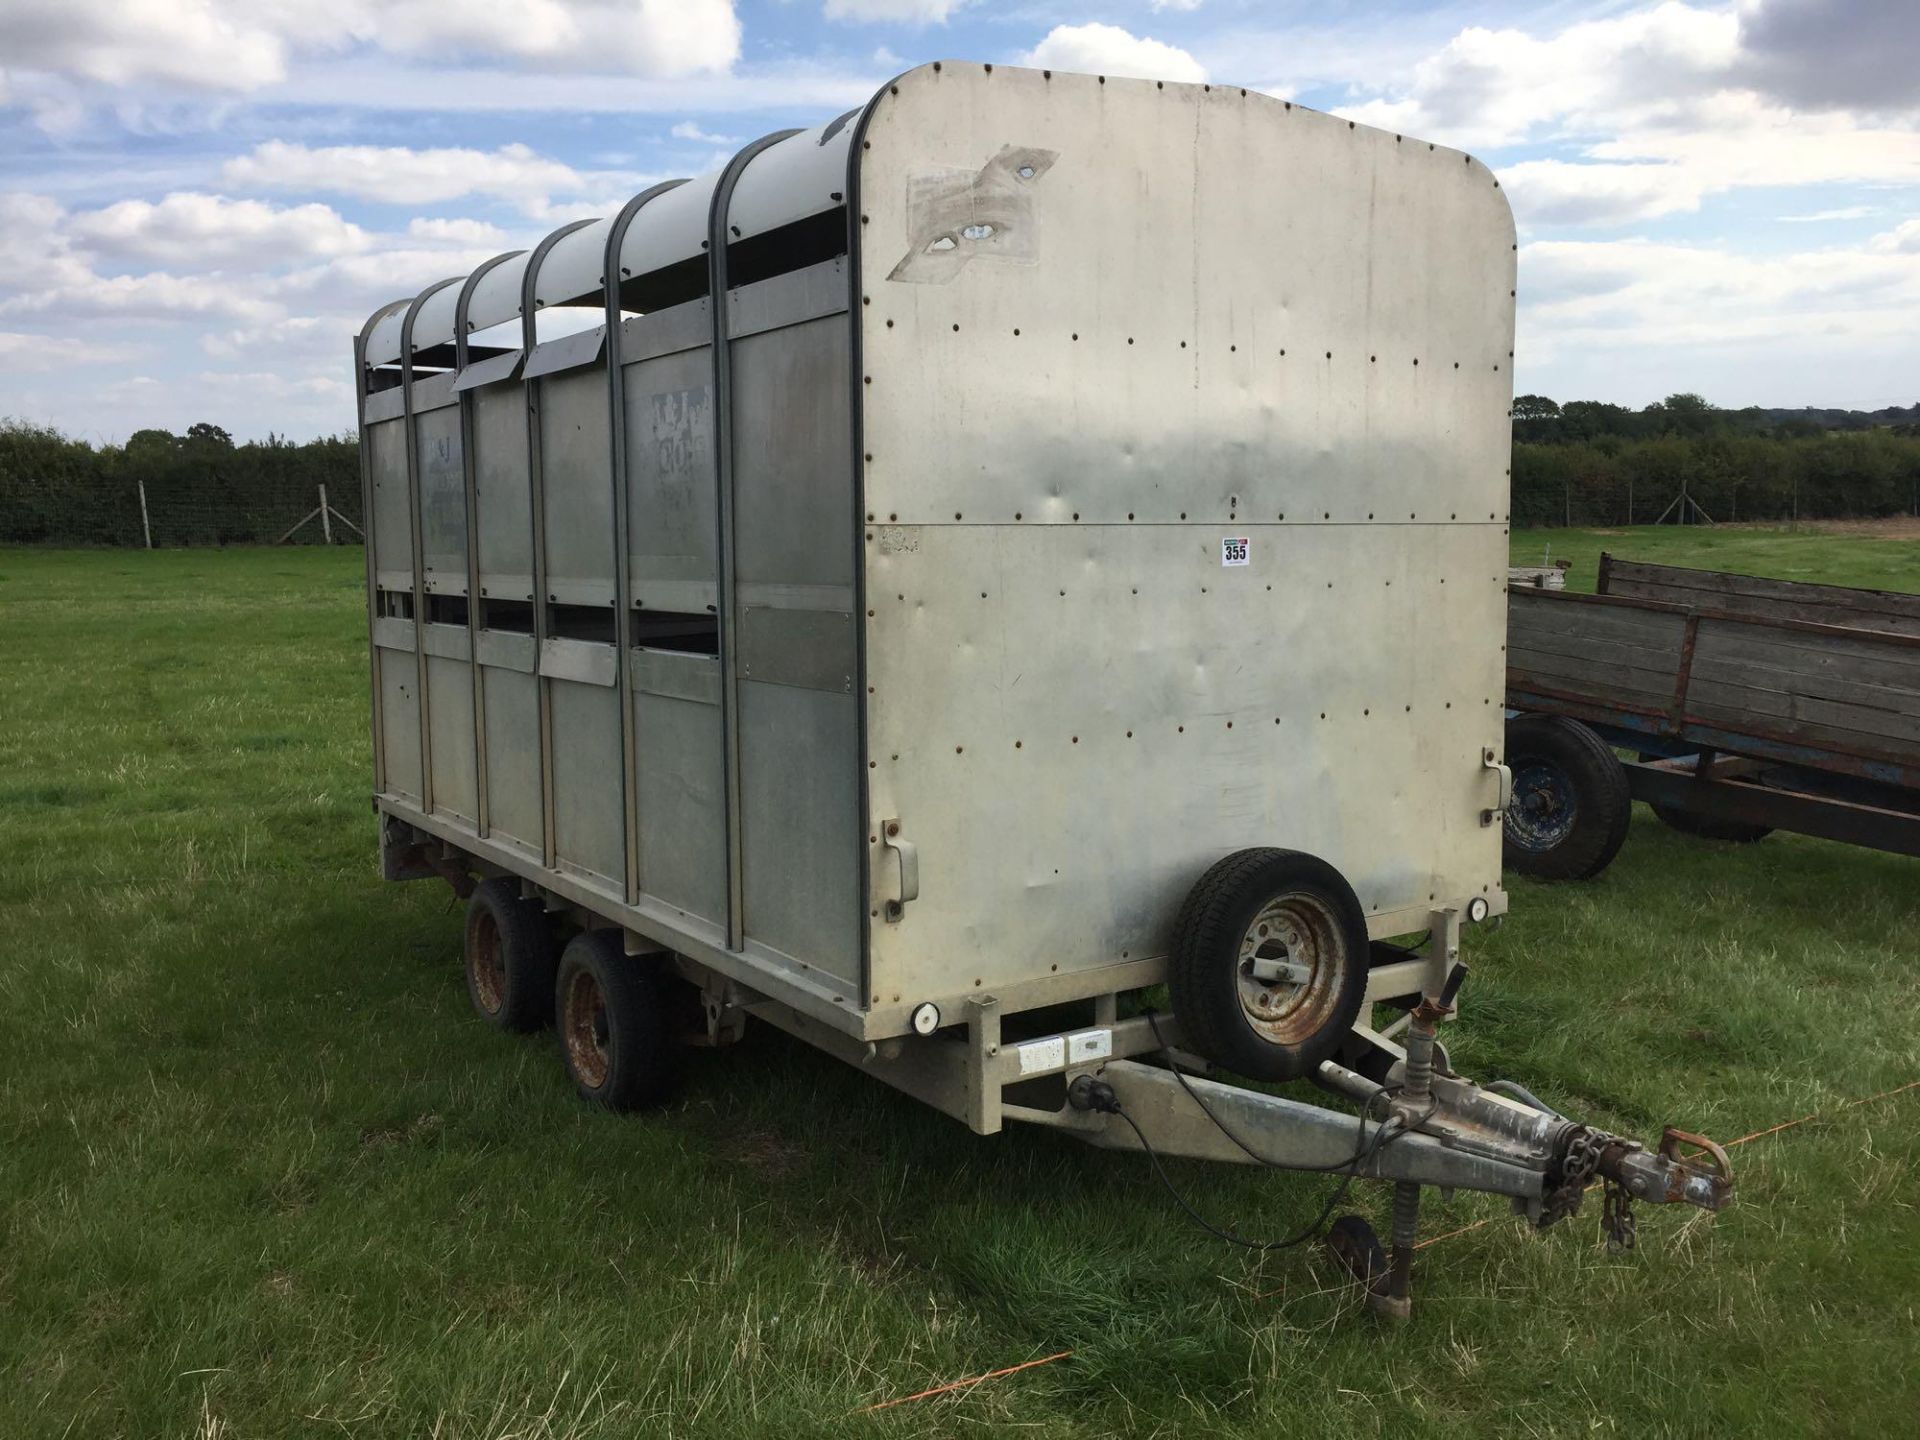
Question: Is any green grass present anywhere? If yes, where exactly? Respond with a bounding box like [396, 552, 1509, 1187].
[1509, 520, 1920, 595]
[3, 533, 1918, 1438]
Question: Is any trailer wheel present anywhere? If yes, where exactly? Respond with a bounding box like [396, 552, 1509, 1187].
[1169, 848, 1370, 1083]
[464, 878, 558, 1032]
[555, 931, 677, 1111]
[1649, 802, 1773, 844]
[1501, 717, 1630, 881]
[1325, 1214, 1390, 1298]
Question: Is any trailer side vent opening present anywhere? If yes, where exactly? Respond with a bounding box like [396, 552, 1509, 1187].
[356, 61, 1732, 1319]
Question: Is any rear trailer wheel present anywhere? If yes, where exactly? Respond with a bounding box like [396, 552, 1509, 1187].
[1649, 802, 1773, 844]
[555, 931, 678, 1111]
[1168, 848, 1370, 1083]
[464, 877, 558, 1032]
[1325, 1214, 1390, 1297]
[1501, 716, 1630, 881]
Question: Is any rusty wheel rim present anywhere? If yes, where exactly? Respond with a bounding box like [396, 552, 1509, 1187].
[469, 910, 506, 1015]
[1235, 891, 1347, 1047]
[562, 967, 611, 1090]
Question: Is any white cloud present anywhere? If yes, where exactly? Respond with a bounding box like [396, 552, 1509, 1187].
[1500, 160, 1706, 228]
[1521, 235, 1920, 358]
[405, 217, 510, 247]
[0, 1, 289, 93]
[1336, 3, 1920, 232]
[823, 1, 967, 22]
[1151, 0, 1205, 11]
[67, 193, 370, 266]
[1780, 206, 1881, 223]
[1869, 218, 1920, 255]
[0, 331, 140, 372]
[367, 0, 739, 78]
[221, 141, 616, 215]
[0, 0, 740, 97]
[1335, 6, 1741, 152]
[670, 120, 739, 145]
[1022, 23, 1207, 84]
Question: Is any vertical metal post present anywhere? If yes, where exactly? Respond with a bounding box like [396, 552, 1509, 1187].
[137, 479, 152, 549]
[319, 483, 333, 544]
[354, 304, 408, 798]
[453, 250, 526, 843]
[521, 219, 598, 871]
[965, 996, 1003, 1136]
[707, 129, 800, 952]
[604, 182, 690, 907]
[399, 277, 463, 818]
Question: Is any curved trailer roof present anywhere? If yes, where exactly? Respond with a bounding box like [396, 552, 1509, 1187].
[363, 113, 858, 370]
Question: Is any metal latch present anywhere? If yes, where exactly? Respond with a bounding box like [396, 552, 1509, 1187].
[1481, 748, 1512, 827]
[882, 818, 918, 922]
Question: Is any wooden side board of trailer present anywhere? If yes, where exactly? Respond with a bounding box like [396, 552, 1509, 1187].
[1507, 586, 1920, 789]
[1596, 553, 1920, 637]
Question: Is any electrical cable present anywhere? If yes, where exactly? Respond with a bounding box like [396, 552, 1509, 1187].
[1104, 1101, 1404, 1251]
[1143, 1009, 1428, 1172]
[1087, 1010, 1421, 1251]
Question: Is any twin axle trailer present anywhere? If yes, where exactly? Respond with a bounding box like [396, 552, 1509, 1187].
[357, 62, 1729, 1315]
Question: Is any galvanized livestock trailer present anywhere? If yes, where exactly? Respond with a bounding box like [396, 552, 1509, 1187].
[357, 62, 1731, 1317]
[1504, 556, 1920, 879]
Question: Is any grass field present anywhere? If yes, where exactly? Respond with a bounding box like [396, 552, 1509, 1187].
[2, 527, 1917, 1438]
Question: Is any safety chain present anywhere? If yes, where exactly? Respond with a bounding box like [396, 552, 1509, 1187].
[1601, 1177, 1637, 1254]
[1540, 1127, 1605, 1228]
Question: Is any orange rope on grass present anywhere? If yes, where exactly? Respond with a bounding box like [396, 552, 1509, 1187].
[1722, 1077, 1920, 1149]
[853, 1350, 1074, 1415]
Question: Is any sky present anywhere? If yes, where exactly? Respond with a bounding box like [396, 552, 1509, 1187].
[0, 0, 1915, 443]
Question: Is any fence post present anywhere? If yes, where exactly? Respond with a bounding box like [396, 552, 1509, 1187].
[137, 479, 153, 549]
[319, 483, 333, 544]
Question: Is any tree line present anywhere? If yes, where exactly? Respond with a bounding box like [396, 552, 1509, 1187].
[1510, 392, 1920, 528]
[4, 395, 1919, 546]
[0, 421, 360, 546]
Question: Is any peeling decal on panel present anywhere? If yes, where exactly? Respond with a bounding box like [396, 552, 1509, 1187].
[888, 145, 1059, 284]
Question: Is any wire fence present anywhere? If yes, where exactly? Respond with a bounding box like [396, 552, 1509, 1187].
[0, 422, 361, 548]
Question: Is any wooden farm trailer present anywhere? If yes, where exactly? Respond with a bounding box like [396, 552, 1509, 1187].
[1503, 555, 1920, 879]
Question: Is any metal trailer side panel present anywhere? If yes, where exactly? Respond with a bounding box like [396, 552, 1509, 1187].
[619, 300, 728, 925]
[535, 362, 623, 889]
[622, 302, 718, 615]
[467, 377, 542, 852]
[855, 65, 1515, 1023]
[366, 415, 423, 802]
[414, 400, 467, 595]
[632, 650, 728, 924]
[727, 259, 862, 990]
[473, 383, 535, 602]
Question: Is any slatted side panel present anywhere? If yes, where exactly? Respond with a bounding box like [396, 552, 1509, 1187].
[1685, 616, 1920, 761]
[1506, 592, 1685, 713]
[1602, 557, 1920, 637]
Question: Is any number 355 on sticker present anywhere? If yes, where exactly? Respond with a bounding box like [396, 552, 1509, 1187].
[1221, 536, 1250, 567]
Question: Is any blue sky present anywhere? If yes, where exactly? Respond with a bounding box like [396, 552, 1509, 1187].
[1, 0, 1915, 441]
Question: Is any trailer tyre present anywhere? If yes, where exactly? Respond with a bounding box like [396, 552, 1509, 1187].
[1501, 716, 1630, 881]
[464, 878, 558, 1033]
[1168, 848, 1371, 1083]
[555, 931, 678, 1111]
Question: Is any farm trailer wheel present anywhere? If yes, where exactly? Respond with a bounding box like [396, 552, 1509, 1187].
[555, 931, 680, 1111]
[1168, 848, 1370, 1083]
[464, 878, 559, 1032]
[1501, 716, 1631, 881]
